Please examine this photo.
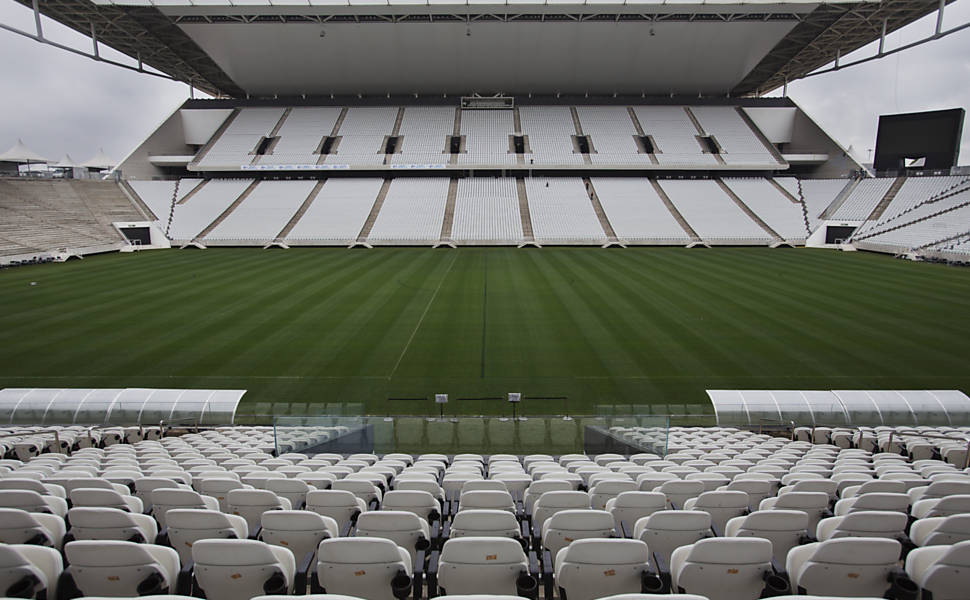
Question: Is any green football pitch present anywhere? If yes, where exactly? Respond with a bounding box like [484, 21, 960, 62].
[1, 247, 969, 423]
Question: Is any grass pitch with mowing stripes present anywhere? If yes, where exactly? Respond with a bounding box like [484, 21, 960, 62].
[1, 247, 969, 420]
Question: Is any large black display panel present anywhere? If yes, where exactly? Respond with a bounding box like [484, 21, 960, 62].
[873, 108, 964, 171]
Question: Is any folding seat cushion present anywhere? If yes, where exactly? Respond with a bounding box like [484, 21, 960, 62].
[681, 491, 749, 533]
[633, 511, 712, 566]
[589, 480, 638, 511]
[605, 491, 666, 534]
[68, 507, 158, 543]
[458, 490, 516, 514]
[554, 538, 660, 600]
[0, 508, 66, 547]
[450, 509, 522, 541]
[0, 489, 68, 518]
[834, 492, 910, 516]
[355, 511, 431, 568]
[910, 514, 970, 546]
[70, 487, 145, 513]
[227, 489, 292, 531]
[541, 509, 615, 558]
[522, 481, 572, 514]
[332, 480, 383, 508]
[725, 510, 809, 564]
[315, 537, 412, 600]
[816, 510, 908, 541]
[306, 490, 368, 533]
[787, 538, 905, 598]
[911, 494, 970, 519]
[760, 491, 830, 532]
[151, 488, 219, 527]
[259, 510, 338, 562]
[61, 540, 180, 597]
[436, 537, 535, 598]
[192, 539, 295, 600]
[657, 481, 705, 510]
[670, 538, 777, 600]
[532, 491, 591, 531]
[0, 543, 63, 600]
[905, 540, 970, 600]
[165, 509, 250, 564]
[381, 490, 441, 522]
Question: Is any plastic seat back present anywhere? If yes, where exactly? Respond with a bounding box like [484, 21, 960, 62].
[192, 538, 295, 600]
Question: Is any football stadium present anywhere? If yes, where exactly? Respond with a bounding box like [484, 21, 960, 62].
[1, 0, 970, 597]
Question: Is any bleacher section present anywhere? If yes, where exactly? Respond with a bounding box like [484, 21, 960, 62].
[856, 204, 970, 255]
[520, 106, 585, 166]
[631, 106, 720, 168]
[458, 109, 515, 166]
[195, 108, 284, 170]
[723, 178, 808, 243]
[0, 179, 141, 257]
[366, 177, 449, 245]
[853, 176, 970, 238]
[591, 178, 691, 244]
[828, 178, 895, 221]
[776, 177, 849, 230]
[167, 179, 253, 242]
[525, 177, 606, 244]
[328, 107, 397, 167]
[127, 179, 203, 225]
[691, 106, 783, 167]
[205, 180, 317, 245]
[392, 107, 453, 166]
[451, 178, 522, 245]
[659, 179, 771, 244]
[576, 107, 649, 167]
[1, 423, 969, 600]
[285, 178, 383, 246]
[257, 107, 341, 166]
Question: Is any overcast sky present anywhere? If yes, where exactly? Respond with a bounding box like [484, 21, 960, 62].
[0, 0, 967, 166]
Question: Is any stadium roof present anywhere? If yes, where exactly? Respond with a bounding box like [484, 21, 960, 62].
[18, 0, 956, 97]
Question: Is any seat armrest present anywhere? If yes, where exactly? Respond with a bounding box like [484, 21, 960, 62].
[710, 522, 723, 537]
[797, 533, 816, 545]
[341, 517, 356, 537]
[412, 549, 426, 600]
[430, 520, 440, 548]
[175, 560, 194, 597]
[426, 550, 440, 598]
[56, 569, 82, 600]
[249, 526, 261, 540]
[368, 498, 381, 511]
[651, 551, 671, 594]
[156, 527, 170, 548]
[439, 521, 450, 550]
[294, 551, 315, 595]
[309, 561, 324, 595]
[620, 520, 631, 539]
[887, 567, 919, 600]
[541, 549, 554, 600]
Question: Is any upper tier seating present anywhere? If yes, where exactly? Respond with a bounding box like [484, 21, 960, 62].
[459, 110, 516, 166]
[392, 107, 454, 166]
[519, 106, 584, 167]
[690, 107, 781, 168]
[327, 107, 398, 167]
[576, 106, 651, 167]
[258, 107, 341, 167]
[196, 108, 286, 170]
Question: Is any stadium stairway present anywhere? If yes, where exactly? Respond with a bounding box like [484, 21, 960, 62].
[648, 179, 705, 246]
[436, 179, 459, 248]
[568, 107, 593, 166]
[190, 109, 240, 168]
[715, 178, 785, 246]
[867, 176, 907, 221]
[626, 107, 659, 165]
[516, 178, 539, 247]
[583, 178, 623, 247]
[354, 179, 392, 247]
[819, 177, 862, 220]
[683, 107, 726, 166]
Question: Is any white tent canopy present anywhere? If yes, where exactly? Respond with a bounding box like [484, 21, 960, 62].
[52, 154, 82, 169]
[707, 389, 970, 427]
[0, 139, 48, 164]
[82, 147, 115, 170]
[0, 388, 246, 426]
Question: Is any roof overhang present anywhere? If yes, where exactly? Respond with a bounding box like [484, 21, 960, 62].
[18, 0, 955, 97]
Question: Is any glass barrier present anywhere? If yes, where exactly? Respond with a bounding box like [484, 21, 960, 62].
[272, 414, 669, 456]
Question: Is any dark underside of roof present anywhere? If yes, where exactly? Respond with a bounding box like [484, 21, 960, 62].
[17, 0, 956, 98]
